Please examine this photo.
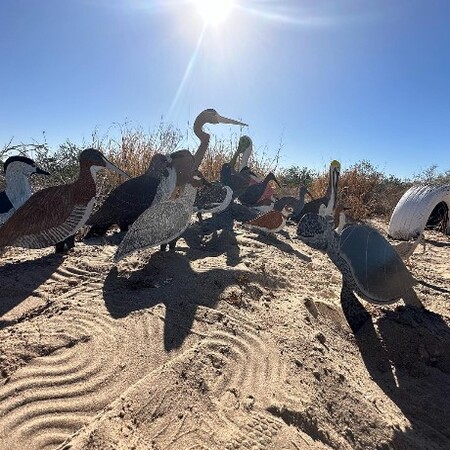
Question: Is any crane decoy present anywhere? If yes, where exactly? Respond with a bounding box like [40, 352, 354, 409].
[302, 160, 341, 216]
[85, 150, 192, 237]
[0, 149, 129, 251]
[0, 156, 50, 225]
[114, 170, 208, 261]
[296, 162, 423, 334]
[238, 172, 280, 208]
[273, 185, 312, 222]
[245, 205, 293, 234]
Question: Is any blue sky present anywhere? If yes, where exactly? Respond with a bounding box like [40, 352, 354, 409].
[1, 0, 449, 178]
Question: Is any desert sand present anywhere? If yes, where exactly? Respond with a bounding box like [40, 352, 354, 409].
[0, 220, 449, 450]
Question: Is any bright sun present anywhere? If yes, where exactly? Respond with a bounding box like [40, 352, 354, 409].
[194, 0, 235, 26]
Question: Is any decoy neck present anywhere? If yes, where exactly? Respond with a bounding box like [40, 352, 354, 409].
[192, 108, 247, 170]
[238, 136, 253, 171]
[298, 185, 313, 201]
[228, 136, 250, 170]
[321, 160, 340, 217]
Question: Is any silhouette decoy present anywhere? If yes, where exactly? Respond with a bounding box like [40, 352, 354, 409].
[302, 160, 341, 216]
[0, 156, 50, 225]
[0, 149, 129, 251]
[297, 169, 423, 334]
[273, 185, 312, 222]
[85, 150, 191, 237]
[245, 205, 293, 234]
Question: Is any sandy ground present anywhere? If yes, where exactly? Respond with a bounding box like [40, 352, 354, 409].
[0, 219, 449, 450]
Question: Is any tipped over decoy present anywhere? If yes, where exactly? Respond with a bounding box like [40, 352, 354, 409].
[297, 172, 423, 334]
[85, 150, 192, 237]
[0, 149, 129, 252]
[0, 156, 50, 225]
[245, 205, 293, 234]
[302, 160, 341, 216]
[274, 185, 312, 222]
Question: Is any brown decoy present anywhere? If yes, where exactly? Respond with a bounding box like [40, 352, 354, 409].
[0, 148, 129, 251]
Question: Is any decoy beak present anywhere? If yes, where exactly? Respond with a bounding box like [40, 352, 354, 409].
[272, 175, 282, 188]
[305, 188, 314, 199]
[104, 159, 131, 179]
[216, 114, 248, 127]
[35, 166, 51, 176]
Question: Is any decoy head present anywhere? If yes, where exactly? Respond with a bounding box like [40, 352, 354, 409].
[190, 170, 211, 188]
[3, 155, 50, 177]
[237, 135, 252, 154]
[299, 184, 313, 200]
[282, 205, 294, 218]
[296, 213, 331, 251]
[169, 150, 195, 186]
[266, 172, 281, 188]
[196, 109, 248, 127]
[79, 148, 130, 178]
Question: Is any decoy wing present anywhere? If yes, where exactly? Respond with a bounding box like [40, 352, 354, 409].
[86, 175, 161, 227]
[0, 182, 93, 249]
[339, 224, 416, 303]
[247, 210, 284, 229]
[114, 185, 196, 261]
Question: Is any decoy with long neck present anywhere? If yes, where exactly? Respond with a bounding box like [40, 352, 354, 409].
[301, 160, 341, 216]
[85, 150, 192, 237]
[0, 156, 50, 225]
[0, 148, 128, 251]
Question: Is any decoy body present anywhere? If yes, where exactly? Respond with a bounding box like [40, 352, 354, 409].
[85, 150, 192, 237]
[0, 149, 128, 251]
[245, 205, 293, 234]
[297, 212, 423, 333]
[114, 170, 207, 261]
[0, 156, 50, 224]
[194, 181, 233, 216]
[274, 185, 312, 222]
[302, 160, 341, 216]
[238, 172, 280, 209]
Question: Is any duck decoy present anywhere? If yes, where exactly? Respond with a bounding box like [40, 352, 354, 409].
[245, 205, 293, 234]
[85, 150, 193, 237]
[302, 160, 341, 216]
[297, 168, 423, 334]
[273, 185, 312, 222]
[0, 149, 129, 251]
[0, 156, 50, 225]
[238, 172, 280, 207]
[114, 170, 208, 261]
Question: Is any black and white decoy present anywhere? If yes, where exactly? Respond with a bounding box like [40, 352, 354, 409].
[0, 149, 129, 251]
[273, 185, 312, 222]
[194, 181, 233, 218]
[0, 156, 50, 225]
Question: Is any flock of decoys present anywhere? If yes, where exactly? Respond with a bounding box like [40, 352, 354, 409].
[0, 109, 433, 333]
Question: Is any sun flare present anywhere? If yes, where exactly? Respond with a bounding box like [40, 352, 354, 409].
[194, 0, 235, 26]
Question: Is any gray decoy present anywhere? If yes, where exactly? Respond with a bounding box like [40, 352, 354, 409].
[301, 160, 341, 216]
[0, 156, 50, 225]
[297, 174, 423, 334]
[85, 150, 193, 237]
[273, 185, 312, 222]
[245, 205, 293, 234]
[0, 149, 129, 251]
[238, 172, 280, 207]
[114, 170, 208, 261]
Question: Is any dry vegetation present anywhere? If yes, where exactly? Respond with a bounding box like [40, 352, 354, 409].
[1, 123, 449, 220]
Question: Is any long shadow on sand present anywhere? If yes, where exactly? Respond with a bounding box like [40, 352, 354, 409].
[0, 253, 64, 325]
[356, 307, 450, 449]
[103, 251, 282, 351]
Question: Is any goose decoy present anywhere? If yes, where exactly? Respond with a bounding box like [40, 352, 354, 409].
[245, 205, 293, 234]
[297, 164, 423, 333]
[302, 160, 341, 216]
[273, 185, 312, 222]
[114, 170, 208, 261]
[85, 150, 192, 237]
[0, 156, 50, 225]
[238, 172, 280, 207]
[0, 149, 129, 251]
